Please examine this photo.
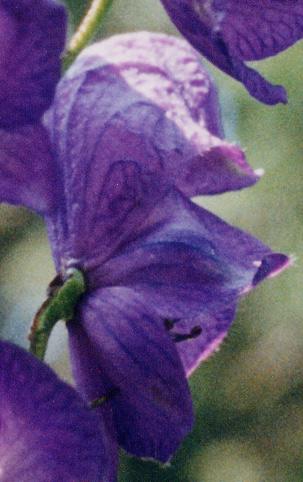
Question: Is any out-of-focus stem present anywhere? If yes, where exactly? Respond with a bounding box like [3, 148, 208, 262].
[63, 0, 114, 70]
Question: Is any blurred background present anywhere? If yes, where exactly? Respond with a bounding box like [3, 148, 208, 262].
[1, 1, 303, 480]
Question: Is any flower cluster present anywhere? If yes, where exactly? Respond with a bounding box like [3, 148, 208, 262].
[0, 0, 297, 480]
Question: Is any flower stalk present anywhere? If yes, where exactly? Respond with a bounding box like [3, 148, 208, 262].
[63, 0, 114, 70]
[28, 268, 85, 360]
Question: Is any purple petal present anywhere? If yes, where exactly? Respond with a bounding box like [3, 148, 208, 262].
[0, 339, 118, 482]
[0, 0, 66, 128]
[67, 288, 194, 463]
[231, 57, 287, 105]
[45, 160, 169, 273]
[0, 124, 61, 214]
[242, 253, 292, 294]
[160, 0, 300, 104]
[44, 31, 258, 218]
[222, 0, 303, 61]
[87, 187, 290, 376]
[0, 0, 66, 214]
[44, 154, 256, 275]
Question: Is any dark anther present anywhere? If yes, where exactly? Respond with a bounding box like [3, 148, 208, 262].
[163, 318, 180, 331]
[163, 318, 202, 343]
[90, 387, 120, 409]
[172, 325, 202, 343]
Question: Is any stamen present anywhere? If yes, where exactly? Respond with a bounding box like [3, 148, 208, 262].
[172, 325, 202, 343]
[163, 318, 179, 331]
[90, 387, 120, 409]
[163, 317, 202, 343]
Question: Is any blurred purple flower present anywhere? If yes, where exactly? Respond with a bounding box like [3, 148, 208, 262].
[160, 0, 303, 104]
[0, 339, 118, 482]
[0, 0, 290, 469]
[0, 0, 66, 213]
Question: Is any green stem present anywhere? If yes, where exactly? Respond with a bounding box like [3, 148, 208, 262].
[28, 268, 86, 361]
[63, 0, 114, 70]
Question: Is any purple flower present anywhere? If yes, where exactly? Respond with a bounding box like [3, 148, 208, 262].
[0, 339, 118, 481]
[42, 32, 290, 461]
[0, 0, 66, 214]
[160, 0, 303, 104]
[0, 0, 290, 469]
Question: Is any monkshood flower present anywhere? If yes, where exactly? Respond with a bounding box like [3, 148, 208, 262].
[0, 0, 290, 470]
[0, 339, 118, 481]
[160, 0, 303, 104]
[42, 31, 290, 461]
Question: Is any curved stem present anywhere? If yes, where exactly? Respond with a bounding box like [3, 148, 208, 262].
[28, 268, 86, 360]
[64, 0, 114, 70]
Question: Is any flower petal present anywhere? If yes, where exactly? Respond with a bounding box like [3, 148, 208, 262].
[0, 0, 66, 214]
[91, 187, 290, 376]
[67, 288, 194, 463]
[45, 160, 168, 272]
[160, 0, 299, 104]
[0, 339, 118, 482]
[222, 0, 303, 61]
[0, 0, 66, 127]
[44, 31, 258, 215]
[45, 31, 264, 267]
[0, 124, 61, 214]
